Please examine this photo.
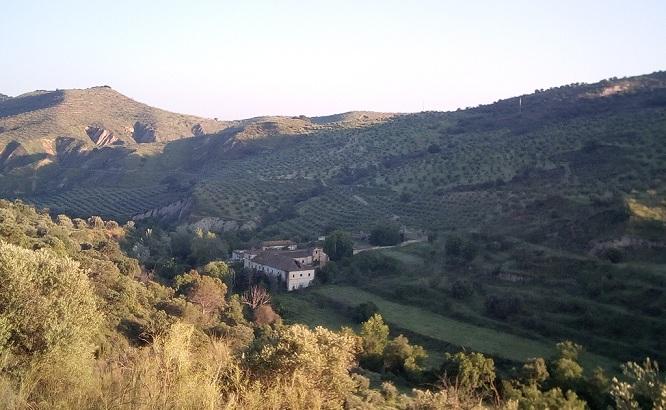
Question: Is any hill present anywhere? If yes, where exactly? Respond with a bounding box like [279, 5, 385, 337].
[1, 72, 662, 235]
[0, 86, 230, 149]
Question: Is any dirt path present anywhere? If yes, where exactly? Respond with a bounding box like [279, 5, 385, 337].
[352, 238, 425, 254]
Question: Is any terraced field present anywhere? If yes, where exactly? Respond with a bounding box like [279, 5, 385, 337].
[1, 72, 664, 238]
[26, 185, 184, 219]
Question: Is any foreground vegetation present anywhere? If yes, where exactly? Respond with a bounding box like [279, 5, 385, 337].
[0, 200, 665, 409]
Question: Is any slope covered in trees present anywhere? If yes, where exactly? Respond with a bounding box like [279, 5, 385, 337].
[0, 200, 664, 409]
[0, 72, 662, 242]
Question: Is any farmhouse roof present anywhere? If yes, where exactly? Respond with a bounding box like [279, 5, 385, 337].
[261, 240, 296, 247]
[252, 251, 313, 273]
[279, 248, 315, 258]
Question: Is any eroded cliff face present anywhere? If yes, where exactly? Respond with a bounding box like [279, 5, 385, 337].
[132, 198, 193, 221]
[191, 123, 205, 136]
[0, 141, 29, 170]
[86, 126, 121, 147]
[132, 199, 257, 232]
[132, 121, 157, 143]
[190, 216, 258, 233]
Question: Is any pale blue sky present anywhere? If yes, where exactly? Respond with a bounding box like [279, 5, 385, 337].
[1, 0, 665, 119]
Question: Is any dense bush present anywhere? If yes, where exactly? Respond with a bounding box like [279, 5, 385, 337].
[485, 295, 523, 320]
[352, 301, 379, 323]
[451, 279, 475, 299]
[369, 223, 402, 246]
[324, 230, 354, 261]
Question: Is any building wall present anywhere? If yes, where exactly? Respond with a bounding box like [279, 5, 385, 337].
[286, 269, 315, 291]
[312, 247, 329, 266]
[245, 260, 287, 282]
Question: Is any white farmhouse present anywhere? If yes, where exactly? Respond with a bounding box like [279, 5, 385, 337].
[243, 247, 328, 291]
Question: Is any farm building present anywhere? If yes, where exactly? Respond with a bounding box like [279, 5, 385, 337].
[243, 246, 328, 291]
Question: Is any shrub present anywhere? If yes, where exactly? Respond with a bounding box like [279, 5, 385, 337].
[105, 220, 119, 230]
[485, 295, 522, 320]
[253, 304, 280, 325]
[88, 215, 104, 229]
[0, 242, 101, 404]
[360, 314, 389, 357]
[451, 280, 474, 299]
[604, 247, 623, 264]
[383, 335, 427, 380]
[249, 324, 360, 405]
[441, 351, 498, 400]
[352, 301, 379, 323]
[369, 224, 402, 246]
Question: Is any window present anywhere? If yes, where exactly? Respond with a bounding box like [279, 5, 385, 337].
[300, 273, 303, 277]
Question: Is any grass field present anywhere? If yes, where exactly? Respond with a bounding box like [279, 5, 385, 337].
[320, 285, 615, 369]
[278, 283, 617, 371]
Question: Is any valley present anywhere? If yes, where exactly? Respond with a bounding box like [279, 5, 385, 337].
[1, 72, 665, 408]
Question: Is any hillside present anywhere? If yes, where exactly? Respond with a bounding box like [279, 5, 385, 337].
[0, 87, 230, 150]
[0, 72, 661, 235]
[1, 73, 666, 407]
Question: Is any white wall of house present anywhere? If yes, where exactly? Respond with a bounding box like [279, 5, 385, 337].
[286, 269, 315, 291]
[245, 260, 287, 281]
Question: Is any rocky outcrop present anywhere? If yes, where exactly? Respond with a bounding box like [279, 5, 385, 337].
[191, 123, 205, 136]
[55, 137, 87, 156]
[132, 198, 192, 221]
[0, 141, 28, 169]
[589, 236, 666, 255]
[85, 126, 121, 147]
[190, 216, 257, 232]
[132, 121, 157, 143]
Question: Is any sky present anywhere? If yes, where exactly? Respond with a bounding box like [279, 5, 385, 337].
[1, 0, 665, 120]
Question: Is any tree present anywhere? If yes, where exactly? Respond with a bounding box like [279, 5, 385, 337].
[249, 324, 359, 404]
[241, 285, 271, 310]
[504, 384, 587, 410]
[87, 215, 104, 229]
[0, 241, 101, 397]
[442, 351, 498, 401]
[451, 280, 474, 299]
[360, 314, 389, 357]
[610, 358, 666, 410]
[202, 260, 234, 287]
[383, 334, 427, 379]
[604, 247, 623, 264]
[369, 224, 402, 246]
[552, 341, 584, 385]
[352, 301, 379, 323]
[521, 357, 550, 386]
[175, 270, 227, 315]
[190, 228, 229, 265]
[323, 230, 354, 261]
[253, 304, 280, 325]
[445, 235, 463, 257]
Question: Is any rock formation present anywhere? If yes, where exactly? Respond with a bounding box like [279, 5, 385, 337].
[132, 198, 192, 221]
[191, 123, 205, 136]
[132, 121, 157, 143]
[85, 126, 121, 147]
